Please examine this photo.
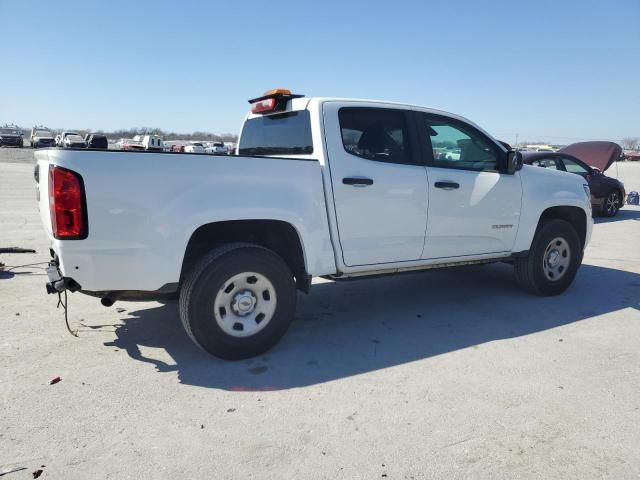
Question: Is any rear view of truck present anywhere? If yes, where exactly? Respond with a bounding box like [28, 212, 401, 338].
[34, 90, 334, 358]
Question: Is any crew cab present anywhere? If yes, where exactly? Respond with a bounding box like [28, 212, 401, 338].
[35, 89, 593, 359]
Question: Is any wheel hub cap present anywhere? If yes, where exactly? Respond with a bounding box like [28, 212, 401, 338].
[213, 272, 277, 338]
[232, 290, 257, 316]
[542, 237, 571, 281]
[547, 250, 561, 267]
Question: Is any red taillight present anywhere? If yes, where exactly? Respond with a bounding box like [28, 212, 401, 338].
[49, 165, 87, 239]
[251, 97, 277, 114]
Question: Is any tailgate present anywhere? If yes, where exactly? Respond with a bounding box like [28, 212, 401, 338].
[34, 150, 53, 237]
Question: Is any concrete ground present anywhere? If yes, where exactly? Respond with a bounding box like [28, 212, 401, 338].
[1, 150, 639, 479]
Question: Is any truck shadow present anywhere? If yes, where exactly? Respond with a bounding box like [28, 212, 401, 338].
[593, 207, 640, 224]
[104, 263, 640, 391]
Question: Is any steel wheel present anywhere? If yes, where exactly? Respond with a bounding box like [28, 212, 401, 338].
[542, 237, 571, 281]
[213, 271, 277, 338]
[605, 191, 620, 216]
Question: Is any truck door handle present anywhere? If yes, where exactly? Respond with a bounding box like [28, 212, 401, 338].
[343, 177, 374, 187]
[434, 181, 459, 190]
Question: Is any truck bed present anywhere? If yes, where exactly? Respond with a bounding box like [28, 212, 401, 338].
[35, 148, 336, 292]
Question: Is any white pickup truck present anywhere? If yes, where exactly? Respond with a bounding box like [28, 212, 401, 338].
[35, 89, 592, 359]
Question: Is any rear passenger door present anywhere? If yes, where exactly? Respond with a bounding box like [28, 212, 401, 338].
[323, 103, 428, 266]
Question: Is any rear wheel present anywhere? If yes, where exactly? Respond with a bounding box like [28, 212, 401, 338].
[601, 189, 621, 217]
[179, 243, 297, 360]
[514, 219, 582, 295]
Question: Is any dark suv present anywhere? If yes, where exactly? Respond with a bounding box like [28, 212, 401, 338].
[0, 125, 24, 148]
[85, 134, 109, 149]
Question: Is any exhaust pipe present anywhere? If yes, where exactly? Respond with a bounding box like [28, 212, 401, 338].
[100, 297, 115, 307]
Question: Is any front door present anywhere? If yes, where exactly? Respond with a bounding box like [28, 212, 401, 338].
[416, 113, 522, 259]
[323, 103, 428, 266]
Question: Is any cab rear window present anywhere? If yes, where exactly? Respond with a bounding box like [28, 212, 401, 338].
[238, 111, 313, 156]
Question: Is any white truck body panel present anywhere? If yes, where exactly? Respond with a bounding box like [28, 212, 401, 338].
[36, 150, 336, 291]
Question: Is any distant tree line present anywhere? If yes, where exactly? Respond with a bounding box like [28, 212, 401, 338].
[621, 137, 639, 150]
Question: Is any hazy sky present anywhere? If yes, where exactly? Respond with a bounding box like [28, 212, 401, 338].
[2, 0, 638, 144]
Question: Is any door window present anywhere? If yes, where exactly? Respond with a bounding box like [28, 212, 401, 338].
[422, 117, 499, 171]
[531, 157, 560, 169]
[562, 158, 590, 177]
[338, 108, 411, 164]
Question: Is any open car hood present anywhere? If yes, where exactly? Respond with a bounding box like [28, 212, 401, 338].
[559, 141, 622, 172]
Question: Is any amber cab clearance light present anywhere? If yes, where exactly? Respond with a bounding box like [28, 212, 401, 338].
[49, 165, 88, 239]
[248, 88, 304, 114]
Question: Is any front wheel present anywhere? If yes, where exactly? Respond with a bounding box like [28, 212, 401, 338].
[514, 219, 582, 296]
[601, 189, 621, 217]
[179, 243, 297, 360]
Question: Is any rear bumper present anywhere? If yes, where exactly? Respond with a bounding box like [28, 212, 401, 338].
[44, 252, 176, 301]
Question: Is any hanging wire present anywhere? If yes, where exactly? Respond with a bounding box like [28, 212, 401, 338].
[57, 290, 78, 337]
[3, 262, 50, 272]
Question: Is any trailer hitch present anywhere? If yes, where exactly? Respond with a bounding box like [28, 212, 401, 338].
[45, 263, 81, 294]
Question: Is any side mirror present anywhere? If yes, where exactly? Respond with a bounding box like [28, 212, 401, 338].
[506, 150, 523, 174]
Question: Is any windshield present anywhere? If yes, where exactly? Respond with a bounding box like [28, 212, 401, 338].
[0, 128, 20, 135]
[238, 110, 313, 156]
[35, 130, 52, 136]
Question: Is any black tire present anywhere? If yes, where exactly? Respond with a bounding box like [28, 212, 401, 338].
[601, 189, 622, 217]
[514, 219, 582, 296]
[179, 243, 296, 360]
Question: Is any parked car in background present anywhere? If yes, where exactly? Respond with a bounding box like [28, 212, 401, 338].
[61, 133, 86, 149]
[116, 138, 144, 151]
[56, 131, 83, 148]
[523, 141, 625, 217]
[205, 141, 229, 154]
[0, 125, 24, 148]
[170, 144, 186, 153]
[624, 151, 640, 161]
[134, 134, 163, 151]
[30, 126, 56, 148]
[184, 142, 206, 153]
[85, 134, 108, 150]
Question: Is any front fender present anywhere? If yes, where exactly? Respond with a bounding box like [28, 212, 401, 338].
[513, 166, 592, 252]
